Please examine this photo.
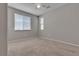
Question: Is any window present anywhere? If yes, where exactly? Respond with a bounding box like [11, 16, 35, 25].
[40, 17, 44, 30]
[14, 13, 31, 30]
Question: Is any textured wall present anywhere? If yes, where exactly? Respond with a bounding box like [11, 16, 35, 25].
[7, 7, 38, 41]
[39, 4, 79, 45]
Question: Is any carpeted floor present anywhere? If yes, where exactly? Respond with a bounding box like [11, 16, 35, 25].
[8, 38, 79, 56]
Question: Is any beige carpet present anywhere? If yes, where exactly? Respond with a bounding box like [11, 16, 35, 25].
[8, 38, 79, 56]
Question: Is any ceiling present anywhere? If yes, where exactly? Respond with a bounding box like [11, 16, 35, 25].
[8, 3, 66, 16]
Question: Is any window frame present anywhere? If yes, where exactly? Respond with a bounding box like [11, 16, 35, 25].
[14, 13, 32, 31]
[40, 17, 44, 30]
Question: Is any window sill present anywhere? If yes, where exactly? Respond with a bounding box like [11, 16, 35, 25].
[14, 29, 32, 31]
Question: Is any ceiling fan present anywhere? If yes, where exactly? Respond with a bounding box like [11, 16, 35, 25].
[34, 3, 50, 9]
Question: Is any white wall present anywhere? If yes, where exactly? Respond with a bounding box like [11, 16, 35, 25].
[8, 7, 38, 41]
[0, 3, 7, 56]
[39, 4, 79, 45]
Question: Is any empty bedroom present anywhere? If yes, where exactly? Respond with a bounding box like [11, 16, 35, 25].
[7, 3, 79, 56]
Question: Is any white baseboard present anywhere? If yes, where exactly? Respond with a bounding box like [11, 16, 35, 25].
[39, 37, 79, 47]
